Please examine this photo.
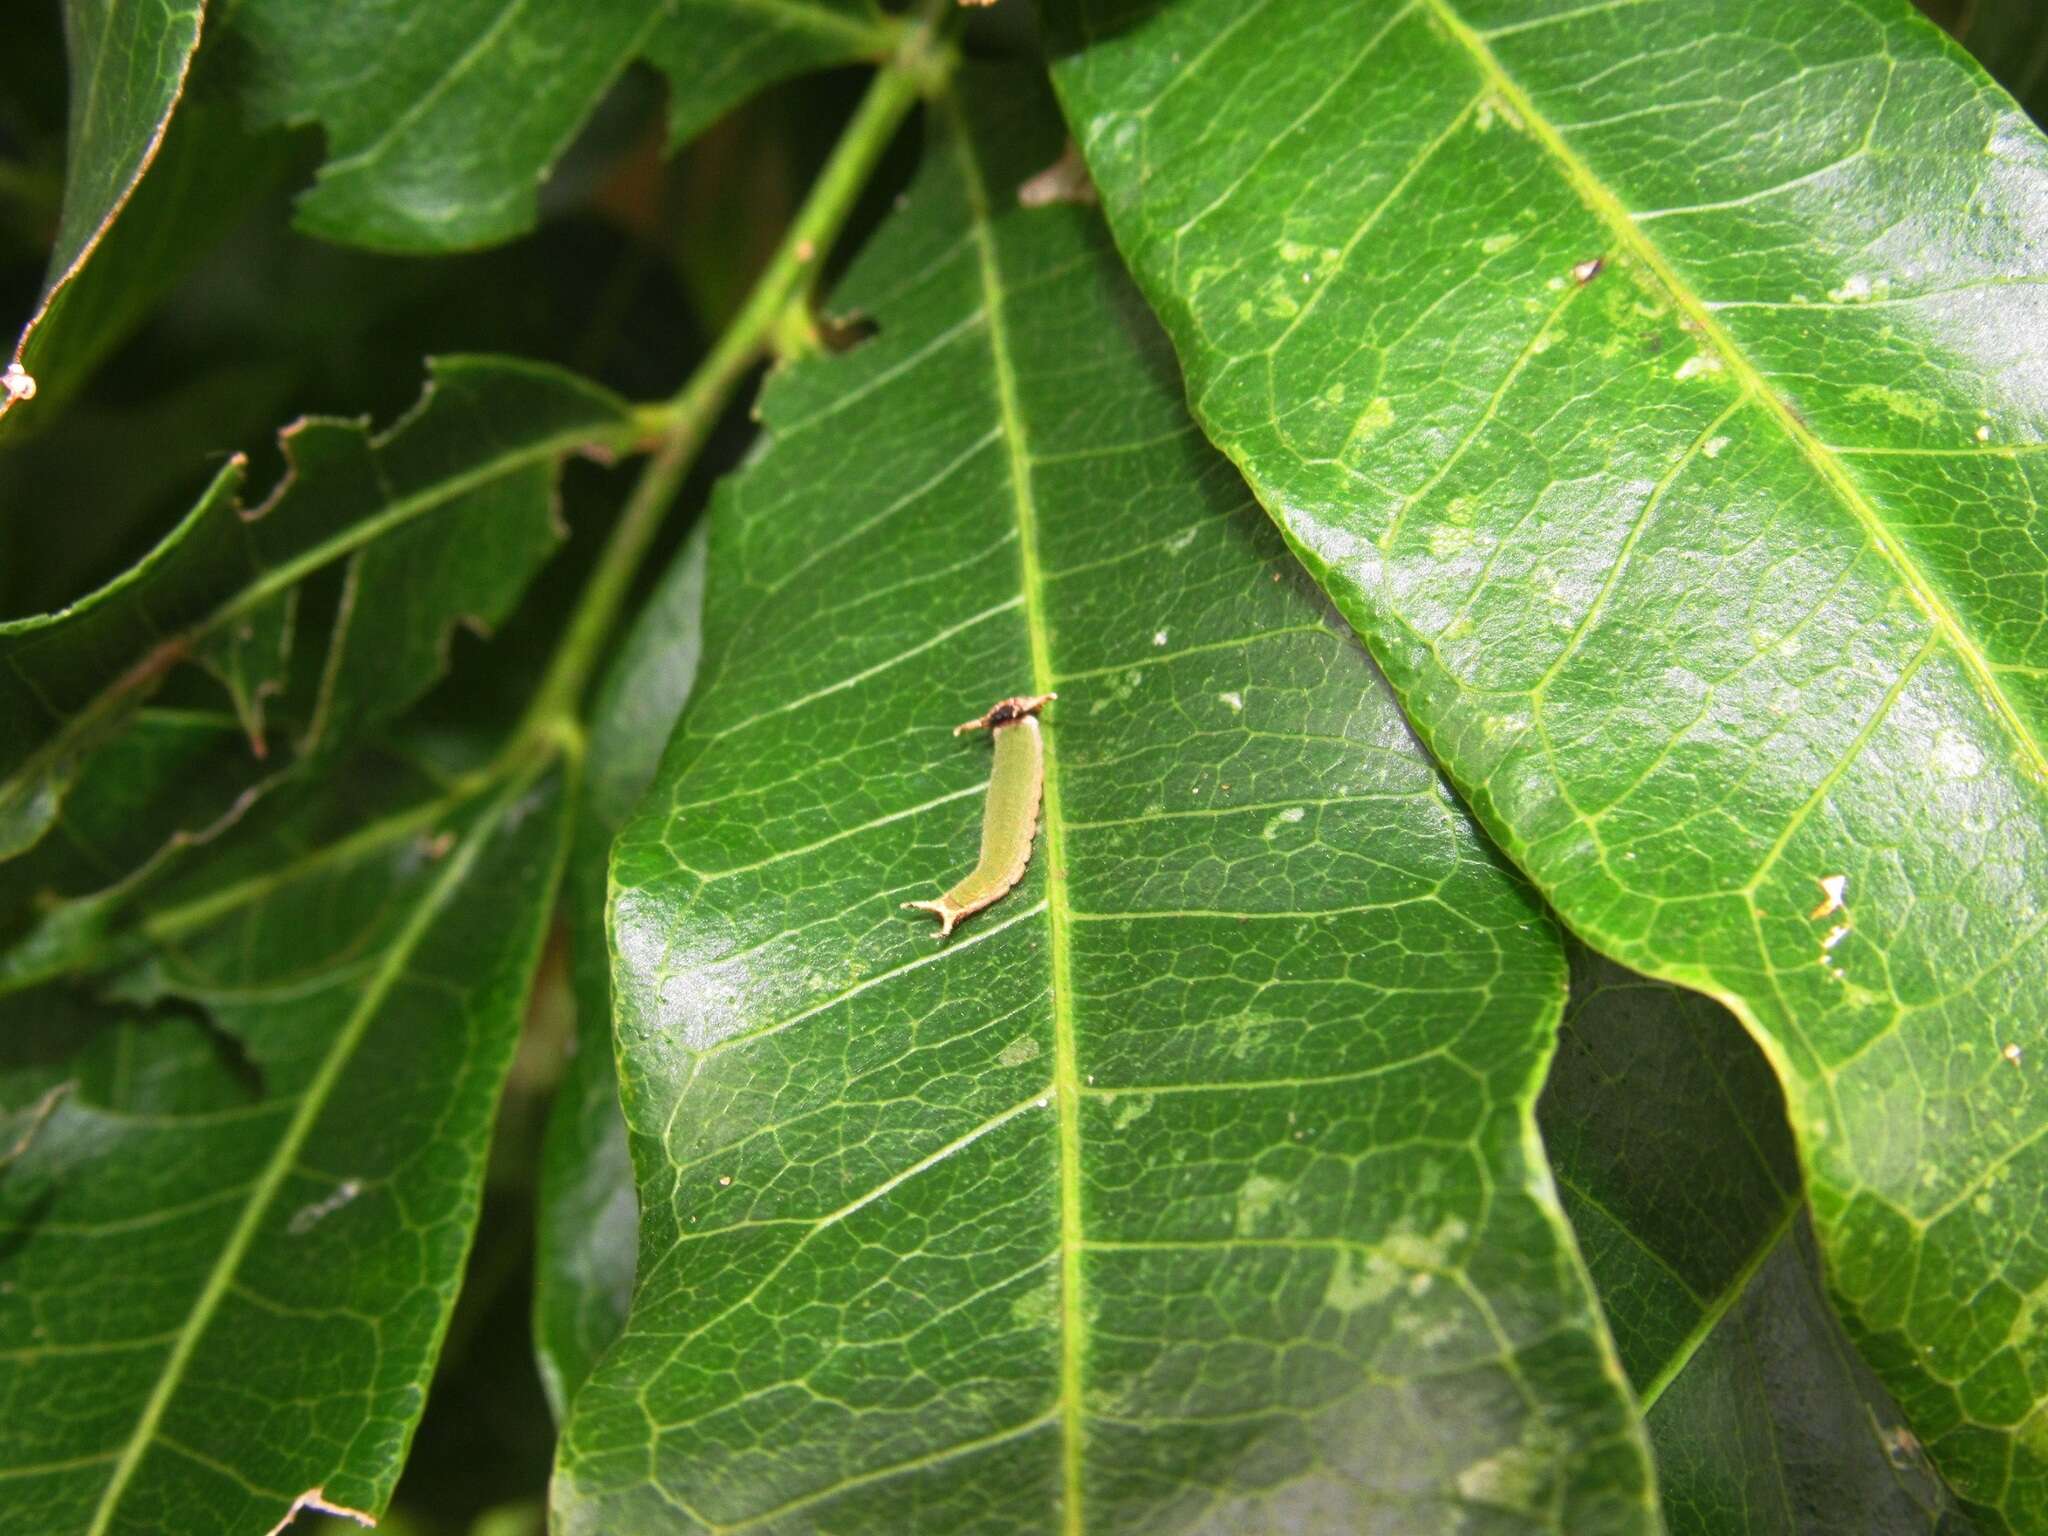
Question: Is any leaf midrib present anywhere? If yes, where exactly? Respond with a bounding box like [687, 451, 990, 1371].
[945, 90, 1088, 1535]
[81, 758, 546, 1534]
[1424, 0, 2048, 786]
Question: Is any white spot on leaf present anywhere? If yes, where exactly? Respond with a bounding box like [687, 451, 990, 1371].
[287, 1179, 362, 1236]
[1809, 874, 1848, 919]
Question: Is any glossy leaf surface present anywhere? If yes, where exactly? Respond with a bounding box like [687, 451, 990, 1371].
[2, 0, 203, 425]
[555, 70, 1654, 1534]
[1542, 948, 1974, 1533]
[0, 357, 631, 883]
[0, 755, 573, 1534]
[534, 527, 707, 1419]
[228, 0, 895, 251]
[1051, 2, 2048, 1522]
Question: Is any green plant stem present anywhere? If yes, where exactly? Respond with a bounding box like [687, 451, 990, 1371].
[513, 23, 952, 747]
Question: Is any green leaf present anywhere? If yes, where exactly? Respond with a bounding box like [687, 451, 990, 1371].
[0, 356, 632, 883]
[554, 68, 1655, 1533]
[1922, 0, 2048, 123]
[1540, 948, 1800, 1398]
[2, 87, 301, 436]
[534, 526, 707, 1419]
[227, 0, 898, 252]
[1543, 947, 1975, 1534]
[0, 751, 574, 1534]
[1050, 2, 2048, 1523]
[2, 0, 204, 426]
[1650, 1223, 1978, 1536]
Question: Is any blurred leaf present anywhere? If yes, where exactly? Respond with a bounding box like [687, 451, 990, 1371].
[1, 0, 204, 427]
[533, 525, 706, 1419]
[0, 357, 633, 887]
[0, 751, 574, 1533]
[1542, 947, 1975, 1533]
[227, 0, 898, 252]
[553, 69, 1655, 1534]
[1, 83, 302, 436]
[0, 360, 299, 616]
[1051, 1, 2048, 1523]
[1918, 0, 2048, 123]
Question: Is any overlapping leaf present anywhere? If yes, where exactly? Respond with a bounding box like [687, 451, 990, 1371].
[0, 753, 573, 1533]
[0, 357, 632, 904]
[1540, 949, 1801, 1399]
[2, 0, 204, 426]
[1050, 1, 2048, 1523]
[535, 527, 706, 1418]
[554, 69, 1655, 1533]
[228, 0, 897, 251]
[1543, 948, 1972, 1533]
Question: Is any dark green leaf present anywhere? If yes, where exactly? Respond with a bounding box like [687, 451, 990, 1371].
[1541, 948, 1800, 1397]
[1051, 2, 2048, 1523]
[1542, 947, 1974, 1533]
[553, 69, 1655, 1533]
[1, 86, 301, 435]
[534, 526, 707, 1419]
[2, 0, 204, 426]
[0, 752, 574, 1534]
[1650, 1222, 1976, 1536]
[228, 0, 897, 252]
[0, 357, 632, 884]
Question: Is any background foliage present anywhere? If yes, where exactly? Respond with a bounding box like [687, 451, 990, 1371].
[1, 2, 2044, 1533]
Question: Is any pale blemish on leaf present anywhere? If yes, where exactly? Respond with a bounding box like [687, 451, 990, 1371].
[1323, 1246, 1403, 1313]
[1009, 1275, 1059, 1332]
[287, 1178, 363, 1236]
[1261, 806, 1307, 841]
[1110, 1092, 1155, 1131]
[1234, 1172, 1292, 1235]
[1849, 383, 1941, 424]
[1382, 1215, 1470, 1272]
[1455, 1443, 1551, 1512]
[1826, 272, 1890, 304]
[1352, 396, 1396, 441]
[998, 1035, 1042, 1067]
[1929, 726, 1986, 779]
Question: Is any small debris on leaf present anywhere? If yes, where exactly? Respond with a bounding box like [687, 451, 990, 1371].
[1809, 874, 1847, 919]
[1019, 141, 1099, 209]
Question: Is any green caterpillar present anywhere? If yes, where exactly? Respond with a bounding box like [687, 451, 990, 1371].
[903, 692, 1056, 938]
